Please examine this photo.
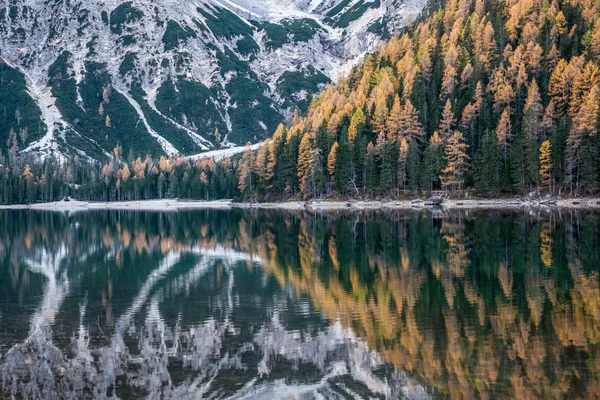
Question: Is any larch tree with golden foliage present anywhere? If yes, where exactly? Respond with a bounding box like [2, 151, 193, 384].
[441, 131, 470, 192]
[327, 141, 339, 187]
[238, 143, 255, 195]
[539, 140, 553, 193]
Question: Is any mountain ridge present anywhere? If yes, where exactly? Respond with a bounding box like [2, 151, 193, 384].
[0, 0, 424, 161]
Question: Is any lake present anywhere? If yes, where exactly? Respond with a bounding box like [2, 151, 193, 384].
[1, 208, 599, 399]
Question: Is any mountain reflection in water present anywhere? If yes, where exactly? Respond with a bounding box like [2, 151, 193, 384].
[0, 209, 599, 399]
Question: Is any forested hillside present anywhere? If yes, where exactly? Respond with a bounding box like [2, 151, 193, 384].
[240, 0, 600, 199]
[2, 0, 600, 203]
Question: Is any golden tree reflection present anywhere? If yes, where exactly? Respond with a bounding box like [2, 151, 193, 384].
[1, 209, 600, 398]
[247, 211, 600, 398]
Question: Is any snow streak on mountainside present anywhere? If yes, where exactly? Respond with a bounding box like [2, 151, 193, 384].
[0, 0, 425, 161]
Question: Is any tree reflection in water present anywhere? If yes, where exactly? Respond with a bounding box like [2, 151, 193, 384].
[0, 209, 599, 399]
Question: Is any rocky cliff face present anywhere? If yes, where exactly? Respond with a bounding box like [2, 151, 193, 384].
[0, 0, 424, 161]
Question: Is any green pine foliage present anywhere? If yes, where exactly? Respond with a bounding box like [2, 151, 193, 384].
[0, 60, 45, 152]
[154, 78, 227, 144]
[48, 53, 163, 158]
[162, 20, 197, 51]
[276, 67, 331, 112]
[129, 83, 204, 154]
[109, 2, 144, 35]
[257, 18, 322, 49]
[198, 5, 254, 40]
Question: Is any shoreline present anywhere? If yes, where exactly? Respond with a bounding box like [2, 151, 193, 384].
[1, 197, 599, 212]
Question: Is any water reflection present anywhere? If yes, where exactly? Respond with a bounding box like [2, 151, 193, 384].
[0, 209, 599, 399]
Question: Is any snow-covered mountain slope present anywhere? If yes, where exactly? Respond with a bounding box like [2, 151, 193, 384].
[0, 0, 425, 161]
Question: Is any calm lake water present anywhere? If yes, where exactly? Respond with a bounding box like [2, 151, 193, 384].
[1, 209, 599, 399]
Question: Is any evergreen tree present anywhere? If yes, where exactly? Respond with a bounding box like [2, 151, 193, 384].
[473, 130, 502, 194]
[497, 109, 512, 166]
[238, 144, 255, 196]
[348, 108, 367, 142]
[297, 134, 314, 198]
[310, 149, 326, 197]
[509, 132, 526, 193]
[366, 142, 379, 192]
[387, 95, 403, 141]
[335, 140, 354, 194]
[439, 100, 455, 142]
[399, 100, 425, 144]
[441, 131, 469, 193]
[406, 141, 421, 194]
[539, 140, 553, 193]
[379, 140, 395, 191]
[566, 86, 600, 193]
[523, 80, 543, 189]
[281, 130, 302, 195]
[421, 132, 444, 193]
[327, 141, 339, 189]
[397, 139, 409, 191]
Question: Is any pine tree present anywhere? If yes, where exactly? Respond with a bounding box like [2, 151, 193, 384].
[523, 80, 543, 188]
[439, 100, 456, 142]
[266, 125, 286, 193]
[509, 132, 526, 193]
[406, 140, 421, 194]
[539, 140, 553, 193]
[590, 23, 600, 60]
[297, 134, 314, 198]
[366, 142, 379, 191]
[254, 144, 269, 190]
[311, 149, 326, 196]
[45, 0, 600, 203]
[353, 134, 367, 190]
[386, 95, 403, 141]
[282, 129, 302, 195]
[440, 64, 457, 100]
[21, 164, 35, 203]
[421, 132, 444, 193]
[372, 97, 389, 137]
[399, 100, 424, 143]
[548, 58, 583, 118]
[555, 11, 567, 35]
[335, 140, 354, 193]
[497, 109, 512, 165]
[566, 85, 600, 193]
[441, 131, 469, 193]
[327, 141, 339, 188]
[542, 101, 557, 140]
[491, 66, 514, 112]
[569, 61, 600, 118]
[580, 136, 599, 193]
[473, 130, 502, 194]
[348, 108, 367, 142]
[379, 140, 395, 191]
[397, 138, 409, 191]
[238, 143, 255, 196]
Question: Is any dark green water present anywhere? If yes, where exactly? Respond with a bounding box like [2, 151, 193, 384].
[1, 209, 599, 399]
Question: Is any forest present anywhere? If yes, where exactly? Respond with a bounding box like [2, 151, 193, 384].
[1, 0, 600, 204]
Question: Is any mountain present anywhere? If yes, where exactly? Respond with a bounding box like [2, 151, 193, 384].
[0, 0, 425, 162]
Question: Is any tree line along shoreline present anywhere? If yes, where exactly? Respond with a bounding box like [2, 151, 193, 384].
[1, 0, 600, 205]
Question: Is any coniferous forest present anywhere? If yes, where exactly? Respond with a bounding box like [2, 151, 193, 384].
[2, 0, 600, 204]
